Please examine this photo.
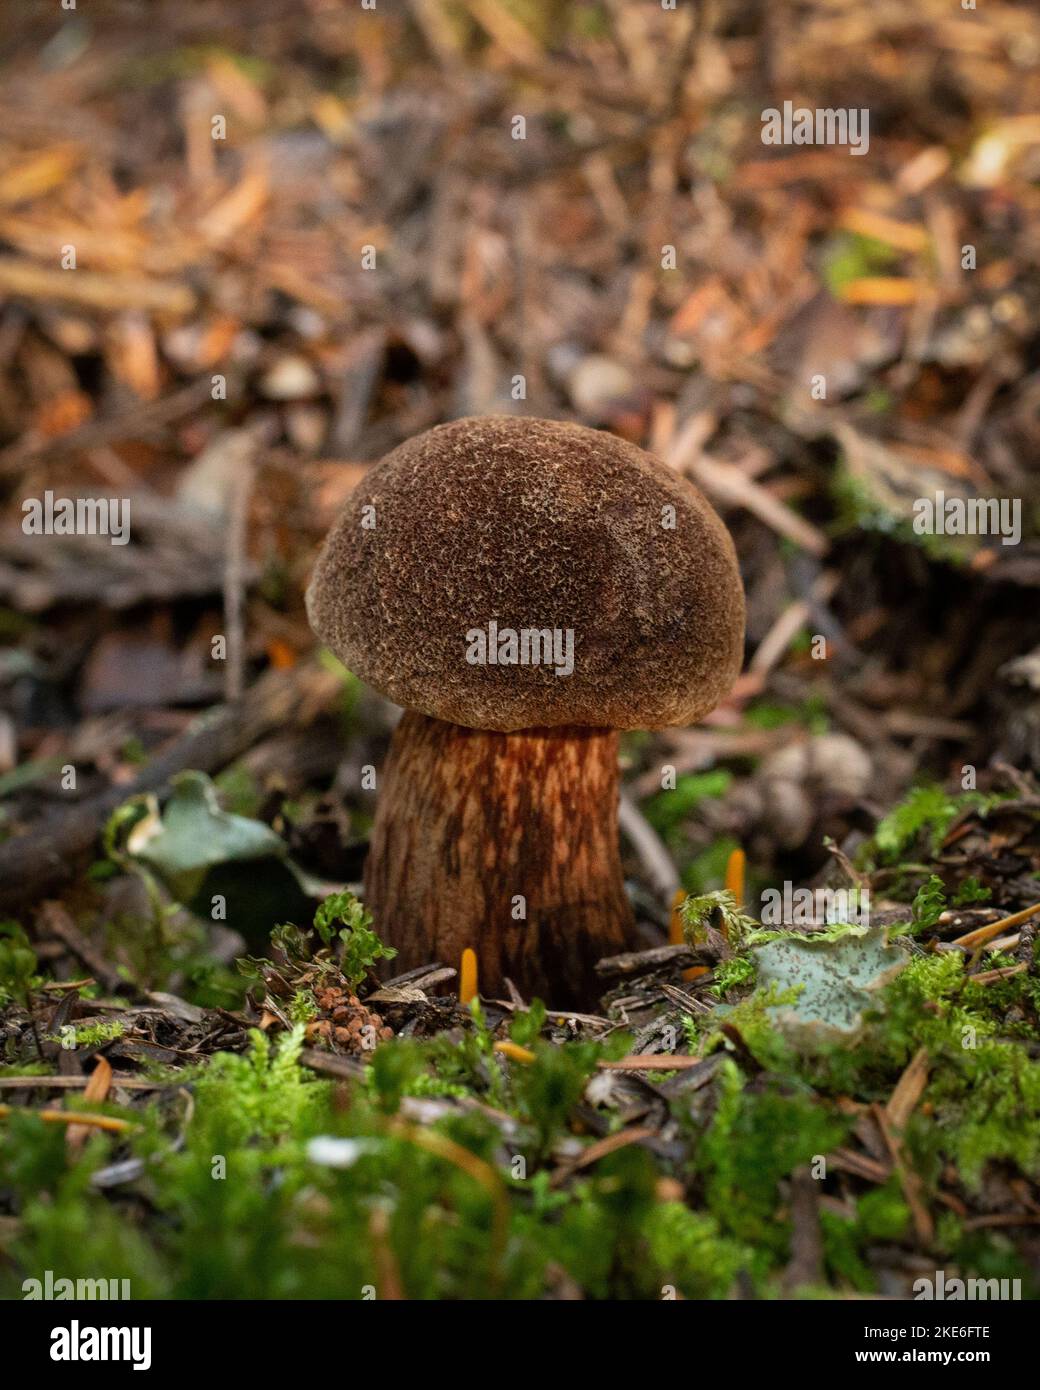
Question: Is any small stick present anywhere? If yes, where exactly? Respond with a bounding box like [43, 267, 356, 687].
[0, 1104, 133, 1133]
[222, 444, 255, 702]
[668, 889, 686, 946]
[551, 1126, 657, 1187]
[37, 901, 126, 994]
[952, 901, 1040, 950]
[971, 962, 1028, 986]
[68, 1057, 113, 1152]
[0, 1075, 164, 1091]
[618, 791, 680, 902]
[595, 941, 712, 977]
[598, 1054, 703, 1071]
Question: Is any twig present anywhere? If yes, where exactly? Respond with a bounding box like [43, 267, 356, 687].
[618, 790, 680, 902]
[550, 1125, 657, 1187]
[874, 1103, 933, 1245]
[597, 1054, 703, 1071]
[298, 1047, 365, 1081]
[971, 962, 1028, 986]
[68, 1057, 113, 1152]
[885, 1047, 929, 1131]
[0, 257, 195, 315]
[952, 900, 1040, 949]
[0, 377, 215, 473]
[0, 1103, 133, 1133]
[36, 901, 127, 994]
[782, 1167, 823, 1292]
[594, 941, 713, 978]
[0, 1074, 168, 1091]
[223, 447, 255, 702]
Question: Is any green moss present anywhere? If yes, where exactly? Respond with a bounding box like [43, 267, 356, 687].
[710, 956, 757, 999]
[821, 1180, 910, 1290]
[953, 875, 992, 906]
[289, 988, 319, 1023]
[43, 1019, 125, 1049]
[0, 921, 38, 1007]
[643, 1199, 748, 1298]
[874, 786, 959, 862]
[0, 1015, 767, 1300]
[829, 470, 966, 562]
[681, 888, 757, 946]
[691, 1060, 848, 1266]
[910, 873, 948, 933]
[4, 871, 1037, 1298]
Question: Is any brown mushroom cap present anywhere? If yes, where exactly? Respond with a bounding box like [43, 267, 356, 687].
[306, 415, 745, 732]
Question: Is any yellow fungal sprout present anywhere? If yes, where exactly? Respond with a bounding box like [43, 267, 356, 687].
[459, 947, 478, 1005]
[725, 847, 746, 907]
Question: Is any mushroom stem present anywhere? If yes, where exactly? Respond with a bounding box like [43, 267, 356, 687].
[365, 710, 633, 1007]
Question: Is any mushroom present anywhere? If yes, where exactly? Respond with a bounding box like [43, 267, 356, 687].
[306, 416, 744, 1006]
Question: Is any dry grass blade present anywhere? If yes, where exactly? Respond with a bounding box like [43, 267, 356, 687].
[67, 1057, 114, 1153]
[598, 1054, 703, 1071]
[0, 259, 195, 314]
[885, 1047, 930, 1131]
[952, 900, 1040, 949]
[388, 1118, 509, 1282]
[551, 1126, 657, 1187]
[874, 1104, 934, 1246]
[0, 1104, 133, 1133]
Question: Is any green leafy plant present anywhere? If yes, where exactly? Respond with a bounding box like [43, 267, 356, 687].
[313, 891, 397, 990]
[953, 876, 991, 906]
[911, 873, 947, 933]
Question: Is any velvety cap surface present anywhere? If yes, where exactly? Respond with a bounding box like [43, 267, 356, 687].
[306, 416, 745, 731]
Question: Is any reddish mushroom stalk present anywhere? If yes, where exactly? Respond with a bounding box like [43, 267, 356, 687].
[366, 713, 631, 1005]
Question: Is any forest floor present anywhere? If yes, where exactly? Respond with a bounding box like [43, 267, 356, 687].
[1, 0, 1040, 1299]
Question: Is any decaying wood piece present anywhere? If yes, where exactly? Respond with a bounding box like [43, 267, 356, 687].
[594, 940, 715, 977]
[0, 663, 340, 913]
[365, 711, 633, 1007]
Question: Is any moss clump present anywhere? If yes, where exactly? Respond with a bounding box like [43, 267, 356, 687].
[867, 784, 1009, 867]
[688, 1059, 848, 1271]
[43, 1019, 125, 1050]
[0, 1018, 748, 1300]
[821, 1180, 911, 1291]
